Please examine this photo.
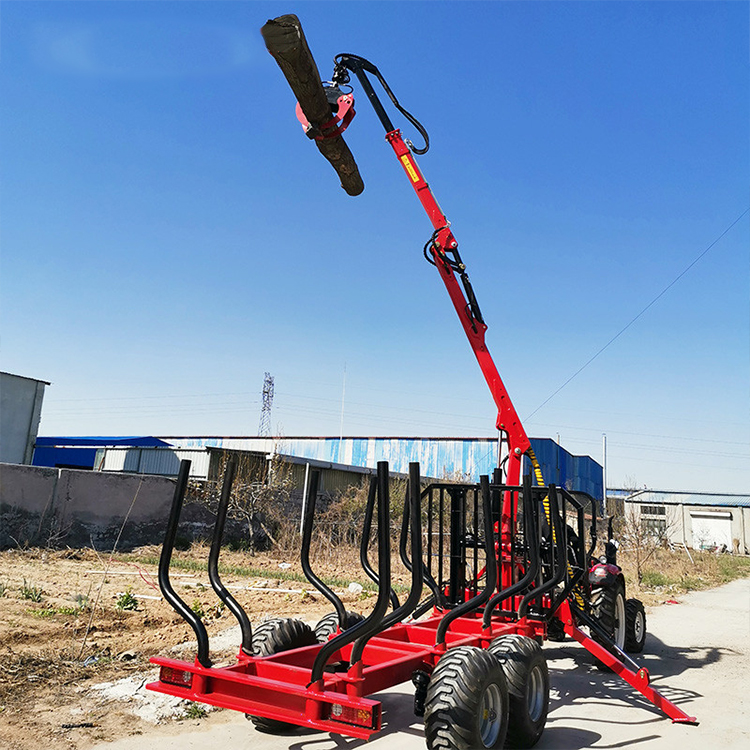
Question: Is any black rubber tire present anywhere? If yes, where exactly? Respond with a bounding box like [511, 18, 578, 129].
[487, 634, 549, 748]
[314, 611, 364, 642]
[247, 618, 317, 733]
[624, 598, 646, 653]
[591, 581, 626, 671]
[424, 646, 509, 749]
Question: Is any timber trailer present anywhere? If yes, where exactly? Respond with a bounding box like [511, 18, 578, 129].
[147, 14, 698, 748]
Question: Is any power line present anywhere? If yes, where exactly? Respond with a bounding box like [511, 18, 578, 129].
[526, 206, 750, 420]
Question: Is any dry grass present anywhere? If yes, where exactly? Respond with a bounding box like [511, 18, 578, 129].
[618, 546, 750, 605]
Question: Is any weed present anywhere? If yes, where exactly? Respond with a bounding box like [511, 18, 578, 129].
[73, 592, 91, 610]
[115, 587, 139, 611]
[190, 599, 205, 618]
[640, 570, 669, 588]
[56, 605, 80, 615]
[208, 602, 225, 619]
[29, 607, 57, 619]
[180, 703, 208, 720]
[717, 555, 750, 582]
[20, 579, 44, 602]
[29, 605, 81, 618]
[681, 575, 703, 591]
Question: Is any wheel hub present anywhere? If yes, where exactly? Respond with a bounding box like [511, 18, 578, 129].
[480, 682, 504, 747]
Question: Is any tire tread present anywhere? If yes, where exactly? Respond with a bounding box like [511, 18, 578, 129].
[424, 646, 509, 750]
[247, 618, 316, 733]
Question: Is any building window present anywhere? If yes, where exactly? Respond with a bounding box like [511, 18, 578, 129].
[640, 504, 666, 537]
[640, 504, 666, 516]
[641, 517, 667, 536]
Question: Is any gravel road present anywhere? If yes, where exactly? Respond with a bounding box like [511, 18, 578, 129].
[92, 577, 750, 750]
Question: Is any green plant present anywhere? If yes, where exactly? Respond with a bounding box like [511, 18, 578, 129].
[20, 579, 44, 602]
[180, 703, 208, 720]
[73, 592, 91, 611]
[717, 555, 750, 582]
[640, 570, 669, 588]
[0, 581, 8, 597]
[208, 602, 225, 619]
[681, 575, 703, 591]
[56, 605, 80, 615]
[28, 603, 86, 618]
[115, 587, 139, 611]
[190, 599, 205, 618]
[29, 607, 57, 619]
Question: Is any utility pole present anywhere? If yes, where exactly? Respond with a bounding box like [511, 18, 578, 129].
[258, 372, 274, 437]
[339, 363, 346, 444]
[602, 433, 608, 519]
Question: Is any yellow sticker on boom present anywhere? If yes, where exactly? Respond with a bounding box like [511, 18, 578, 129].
[400, 155, 420, 183]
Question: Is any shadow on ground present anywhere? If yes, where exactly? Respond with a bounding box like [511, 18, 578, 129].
[258, 629, 714, 750]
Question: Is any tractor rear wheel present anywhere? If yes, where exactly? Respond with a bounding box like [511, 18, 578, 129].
[625, 598, 646, 653]
[246, 618, 317, 733]
[314, 611, 364, 642]
[591, 582, 626, 670]
[487, 634, 549, 748]
[424, 646, 509, 749]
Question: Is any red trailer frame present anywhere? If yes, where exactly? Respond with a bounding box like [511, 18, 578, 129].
[147, 21, 698, 746]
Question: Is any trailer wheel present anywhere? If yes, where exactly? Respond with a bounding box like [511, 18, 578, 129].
[247, 618, 317, 734]
[314, 611, 364, 642]
[424, 646, 509, 749]
[625, 598, 646, 653]
[487, 634, 549, 748]
[591, 582, 626, 670]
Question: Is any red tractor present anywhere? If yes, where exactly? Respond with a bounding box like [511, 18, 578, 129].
[146, 15, 695, 748]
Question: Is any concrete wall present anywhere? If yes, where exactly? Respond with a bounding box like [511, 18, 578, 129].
[0, 462, 181, 549]
[0, 373, 47, 464]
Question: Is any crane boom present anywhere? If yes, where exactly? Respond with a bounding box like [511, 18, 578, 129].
[334, 54, 531, 488]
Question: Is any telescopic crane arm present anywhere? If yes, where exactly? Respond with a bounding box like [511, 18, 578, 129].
[332, 54, 531, 488]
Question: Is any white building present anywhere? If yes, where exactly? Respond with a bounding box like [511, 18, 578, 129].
[618, 489, 750, 554]
[0, 372, 49, 465]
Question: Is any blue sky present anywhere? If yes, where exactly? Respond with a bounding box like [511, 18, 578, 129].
[2, 1, 748, 492]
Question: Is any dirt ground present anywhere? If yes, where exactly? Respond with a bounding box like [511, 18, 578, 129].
[1, 544, 747, 750]
[0, 545, 383, 750]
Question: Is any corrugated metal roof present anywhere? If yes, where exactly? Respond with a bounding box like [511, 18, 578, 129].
[36, 436, 171, 447]
[624, 490, 750, 508]
[207, 447, 411, 478]
[161, 435, 602, 498]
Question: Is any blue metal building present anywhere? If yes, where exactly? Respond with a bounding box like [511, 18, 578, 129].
[33, 435, 602, 502]
[33, 436, 172, 470]
[161, 435, 604, 501]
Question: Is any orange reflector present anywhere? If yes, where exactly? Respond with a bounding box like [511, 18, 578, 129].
[159, 666, 193, 688]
